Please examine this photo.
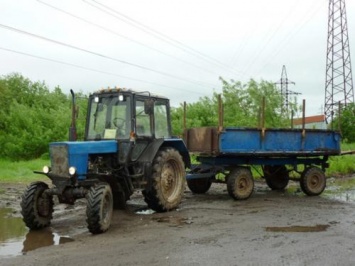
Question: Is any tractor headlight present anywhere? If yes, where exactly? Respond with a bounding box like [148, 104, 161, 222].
[43, 166, 50, 174]
[69, 167, 76, 176]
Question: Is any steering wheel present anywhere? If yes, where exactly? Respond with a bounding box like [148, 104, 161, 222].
[112, 117, 126, 129]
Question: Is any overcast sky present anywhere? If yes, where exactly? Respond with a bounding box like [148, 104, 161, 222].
[1, 0, 355, 116]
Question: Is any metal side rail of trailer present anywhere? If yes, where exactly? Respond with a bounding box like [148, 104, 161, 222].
[184, 126, 343, 199]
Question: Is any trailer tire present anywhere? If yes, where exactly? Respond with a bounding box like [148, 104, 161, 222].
[144, 147, 185, 212]
[264, 165, 289, 190]
[300, 167, 326, 196]
[227, 167, 254, 200]
[21, 182, 53, 230]
[187, 178, 212, 194]
[86, 183, 113, 234]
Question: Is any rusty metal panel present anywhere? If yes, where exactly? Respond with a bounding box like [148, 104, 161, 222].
[183, 127, 219, 154]
[50, 145, 69, 176]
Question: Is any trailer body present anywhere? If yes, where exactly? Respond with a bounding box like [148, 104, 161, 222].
[184, 126, 341, 198]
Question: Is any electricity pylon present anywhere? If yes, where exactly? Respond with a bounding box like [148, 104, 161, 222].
[275, 65, 300, 112]
[324, 0, 354, 123]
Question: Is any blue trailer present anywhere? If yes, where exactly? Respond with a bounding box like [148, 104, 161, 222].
[184, 126, 341, 199]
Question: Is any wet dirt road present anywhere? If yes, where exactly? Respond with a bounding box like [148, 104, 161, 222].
[1, 179, 355, 266]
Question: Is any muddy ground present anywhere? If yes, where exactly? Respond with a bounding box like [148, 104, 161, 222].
[1, 178, 355, 266]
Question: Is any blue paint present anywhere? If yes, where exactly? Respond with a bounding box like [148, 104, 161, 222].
[50, 141, 117, 179]
[219, 128, 340, 154]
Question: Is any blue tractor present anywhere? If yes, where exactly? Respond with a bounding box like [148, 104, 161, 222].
[20, 88, 190, 234]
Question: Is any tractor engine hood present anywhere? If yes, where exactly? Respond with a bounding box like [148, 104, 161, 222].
[49, 140, 117, 179]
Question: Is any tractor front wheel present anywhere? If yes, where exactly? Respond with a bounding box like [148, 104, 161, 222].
[21, 181, 54, 230]
[144, 148, 185, 212]
[86, 183, 113, 234]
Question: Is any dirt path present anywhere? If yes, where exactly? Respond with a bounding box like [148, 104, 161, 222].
[1, 180, 355, 266]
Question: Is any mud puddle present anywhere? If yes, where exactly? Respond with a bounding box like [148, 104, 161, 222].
[265, 224, 330, 232]
[0, 208, 74, 258]
[323, 178, 355, 202]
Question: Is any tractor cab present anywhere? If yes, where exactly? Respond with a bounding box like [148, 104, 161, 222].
[85, 89, 172, 141]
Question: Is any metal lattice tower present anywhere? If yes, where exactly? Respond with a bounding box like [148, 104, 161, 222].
[275, 65, 300, 111]
[324, 0, 354, 123]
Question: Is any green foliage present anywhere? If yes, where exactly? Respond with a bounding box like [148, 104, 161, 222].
[0, 73, 86, 160]
[332, 103, 355, 143]
[0, 159, 49, 183]
[328, 155, 355, 176]
[171, 78, 293, 135]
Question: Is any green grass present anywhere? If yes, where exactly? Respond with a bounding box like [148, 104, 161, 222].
[0, 159, 49, 183]
[341, 142, 355, 151]
[326, 142, 355, 177]
[327, 155, 355, 177]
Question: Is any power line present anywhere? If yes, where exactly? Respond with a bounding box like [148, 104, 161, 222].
[241, 0, 301, 77]
[0, 23, 217, 88]
[254, 0, 326, 77]
[36, 0, 219, 76]
[83, 0, 242, 77]
[227, 1, 269, 69]
[0, 46, 207, 95]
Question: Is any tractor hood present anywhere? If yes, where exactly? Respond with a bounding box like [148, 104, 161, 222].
[49, 140, 117, 179]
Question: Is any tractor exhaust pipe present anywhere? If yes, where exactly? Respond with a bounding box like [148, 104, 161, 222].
[69, 89, 77, 141]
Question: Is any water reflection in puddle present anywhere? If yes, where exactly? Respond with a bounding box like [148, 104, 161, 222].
[0, 208, 74, 258]
[22, 230, 74, 254]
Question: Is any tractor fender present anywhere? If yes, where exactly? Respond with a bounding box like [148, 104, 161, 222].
[137, 138, 191, 168]
[137, 138, 190, 192]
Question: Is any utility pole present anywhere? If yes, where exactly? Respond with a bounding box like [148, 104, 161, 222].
[324, 0, 354, 123]
[275, 65, 300, 112]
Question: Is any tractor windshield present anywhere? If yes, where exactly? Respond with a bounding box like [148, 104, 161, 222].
[86, 94, 131, 140]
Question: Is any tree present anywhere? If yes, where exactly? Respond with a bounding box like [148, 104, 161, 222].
[333, 103, 355, 142]
[0, 73, 85, 160]
[171, 78, 293, 136]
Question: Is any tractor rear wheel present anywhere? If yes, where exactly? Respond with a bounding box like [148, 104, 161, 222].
[144, 147, 185, 212]
[86, 183, 113, 234]
[227, 167, 254, 200]
[21, 181, 54, 230]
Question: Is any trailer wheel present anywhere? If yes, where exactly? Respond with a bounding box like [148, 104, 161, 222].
[21, 181, 53, 230]
[86, 183, 113, 234]
[187, 178, 212, 194]
[300, 167, 326, 196]
[144, 148, 185, 212]
[227, 167, 254, 200]
[263, 165, 289, 190]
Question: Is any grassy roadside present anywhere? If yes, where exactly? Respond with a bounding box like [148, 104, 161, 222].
[0, 159, 49, 184]
[327, 142, 355, 177]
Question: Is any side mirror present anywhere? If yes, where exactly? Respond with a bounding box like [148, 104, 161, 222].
[144, 99, 154, 115]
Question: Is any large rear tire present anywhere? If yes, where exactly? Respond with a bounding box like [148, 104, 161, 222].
[21, 181, 54, 230]
[144, 147, 185, 212]
[86, 183, 113, 234]
[263, 165, 289, 190]
[227, 167, 254, 200]
[300, 167, 326, 196]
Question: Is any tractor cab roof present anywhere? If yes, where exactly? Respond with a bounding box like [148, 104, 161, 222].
[90, 87, 168, 100]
